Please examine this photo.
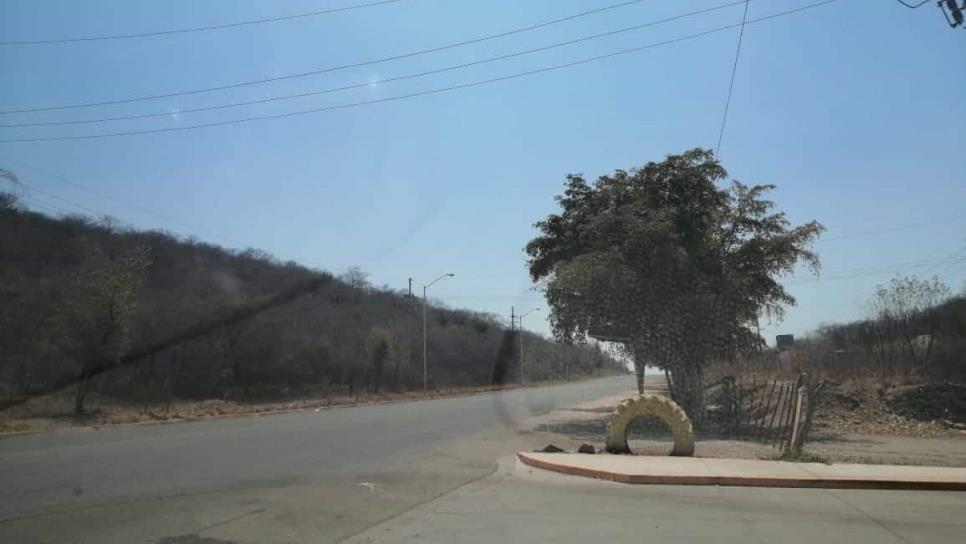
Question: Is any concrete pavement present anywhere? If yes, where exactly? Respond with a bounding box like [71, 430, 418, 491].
[518, 452, 966, 490]
[0, 375, 634, 543]
[346, 457, 966, 544]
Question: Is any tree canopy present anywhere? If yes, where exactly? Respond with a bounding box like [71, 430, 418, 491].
[525, 149, 824, 421]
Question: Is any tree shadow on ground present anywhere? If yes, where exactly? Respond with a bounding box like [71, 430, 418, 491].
[536, 413, 866, 447]
[536, 414, 675, 443]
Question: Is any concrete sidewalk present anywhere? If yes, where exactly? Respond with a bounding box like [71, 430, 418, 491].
[518, 452, 966, 491]
[345, 456, 966, 543]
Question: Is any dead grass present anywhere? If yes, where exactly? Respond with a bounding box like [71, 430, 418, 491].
[527, 383, 966, 467]
[0, 383, 536, 435]
[811, 380, 955, 438]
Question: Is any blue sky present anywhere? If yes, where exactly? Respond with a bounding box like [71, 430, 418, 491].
[1, 0, 964, 343]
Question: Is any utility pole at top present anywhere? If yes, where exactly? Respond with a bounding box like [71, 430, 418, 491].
[510, 306, 515, 332]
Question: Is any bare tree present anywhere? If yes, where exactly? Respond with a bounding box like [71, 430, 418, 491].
[870, 276, 950, 369]
[369, 327, 392, 394]
[341, 266, 371, 292]
[64, 245, 150, 415]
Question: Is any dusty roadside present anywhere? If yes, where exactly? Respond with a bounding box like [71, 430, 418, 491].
[0, 376, 614, 436]
[522, 383, 966, 467]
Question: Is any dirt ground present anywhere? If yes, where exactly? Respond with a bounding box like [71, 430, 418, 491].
[524, 387, 966, 467]
[0, 382, 535, 435]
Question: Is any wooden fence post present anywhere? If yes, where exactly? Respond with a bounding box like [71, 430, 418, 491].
[762, 382, 787, 442]
[745, 377, 759, 436]
[793, 379, 828, 453]
[787, 385, 806, 453]
[755, 380, 778, 440]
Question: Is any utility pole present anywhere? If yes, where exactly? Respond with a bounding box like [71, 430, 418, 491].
[422, 273, 454, 392]
[516, 308, 540, 385]
[422, 290, 427, 390]
[408, 278, 413, 299]
[510, 306, 520, 383]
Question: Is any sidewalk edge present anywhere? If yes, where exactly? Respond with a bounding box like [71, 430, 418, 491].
[516, 452, 966, 491]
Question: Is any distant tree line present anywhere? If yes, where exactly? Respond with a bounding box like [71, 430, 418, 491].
[0, 194, 624, 414]
[807, 276, 964, 381]
[719, 276, 965, 383]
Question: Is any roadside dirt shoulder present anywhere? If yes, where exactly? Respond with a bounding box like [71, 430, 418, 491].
[524, 386, 966, 467]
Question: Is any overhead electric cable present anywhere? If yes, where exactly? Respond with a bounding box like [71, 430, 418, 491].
[715, 0, 750, 156]
[0, 0, 652, 114]
[0, 0, 404, 46]
[0, 0, 845, 144]
[0, 1, 748, 129]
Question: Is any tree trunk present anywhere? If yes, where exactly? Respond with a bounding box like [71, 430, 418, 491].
[392, 349, 402, 392]
[792, 379, 827, 453]
[664, 368, 675, 401]
[631, 346, 646, 394]
[13, 359, 29, 401]
[165, 347, 182, 414]
[670, 365, 704, 430]
[74, 365, 90, 416]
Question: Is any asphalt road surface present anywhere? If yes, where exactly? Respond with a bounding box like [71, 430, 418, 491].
[4, 374, 964, 544]
[0, 375, 635, 543]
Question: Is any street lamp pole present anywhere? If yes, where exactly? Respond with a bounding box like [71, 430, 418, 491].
[422, 273, 454, 392]
[518, 308, 540, 384]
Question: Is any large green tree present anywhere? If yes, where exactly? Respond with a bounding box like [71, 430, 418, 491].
[525, 149, 823, 426]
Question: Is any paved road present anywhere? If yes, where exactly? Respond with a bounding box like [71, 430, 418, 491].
[6, 374, 963, 544]
[347, 457, 966, 544]
[0, 375, 635, 543]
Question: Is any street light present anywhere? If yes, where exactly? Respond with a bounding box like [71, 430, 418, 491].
[518, 307, 540, 384]
[423, 273, 454, 392]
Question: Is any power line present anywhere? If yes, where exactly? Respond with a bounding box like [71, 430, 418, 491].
[0, 155, 246, 247]
[715, 0, 750, 157]
[895, 0, 930, 8]
[0, 1, 749, 129]
[15, 195, 72, 216]
[428, 256, 966, 295]
[0, 0, 846, 144]
[0, 0, 652, 115]
[436, 246, 966, 288]
[820, 214, 966, 242]
[17, 178, 253, 251]
[810, 257, 954, 278]
[784, 256, 966, 285]
[928, 245, 966, 277]
[429, 256, 966, 298]
[14, 179, 112, 218]
[0, 0, 404, 46]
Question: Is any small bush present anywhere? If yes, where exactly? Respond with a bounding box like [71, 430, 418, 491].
[887, 384, 966, 424]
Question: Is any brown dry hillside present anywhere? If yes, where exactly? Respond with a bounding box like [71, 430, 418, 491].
[0, 197, 623, 416]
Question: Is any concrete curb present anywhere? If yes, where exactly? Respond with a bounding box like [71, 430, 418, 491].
[517, 452, 966, 491]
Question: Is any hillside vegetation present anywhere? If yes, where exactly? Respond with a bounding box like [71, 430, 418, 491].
[705, 276, 965, 442]
[0, 195, 623, 417]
